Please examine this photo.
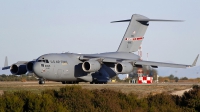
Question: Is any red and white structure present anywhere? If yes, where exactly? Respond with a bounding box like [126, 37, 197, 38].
[138, 76, 153, 84]
[137, 46, 153, 84]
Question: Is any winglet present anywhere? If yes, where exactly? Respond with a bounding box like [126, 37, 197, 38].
[191, 54, 199, 67]
[2, 56, 10, 70]
[4, 56, 8, 67]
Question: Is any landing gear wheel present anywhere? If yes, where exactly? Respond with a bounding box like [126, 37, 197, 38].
[62, 81, 66, 84]
[90, 82, 93, 84]
[39, 80, 45, 84]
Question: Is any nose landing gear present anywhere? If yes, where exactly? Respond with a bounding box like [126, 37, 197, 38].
[39, 78, 45, 84]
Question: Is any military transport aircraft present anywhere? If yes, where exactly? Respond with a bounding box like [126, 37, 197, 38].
[2, 14, 198, 84]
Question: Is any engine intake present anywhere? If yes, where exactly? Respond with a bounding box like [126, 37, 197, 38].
[82, 60, 101, 72]
[115, 62, 133, 74]
[10, 64, 27, 75]
[26, 61, 35, 73]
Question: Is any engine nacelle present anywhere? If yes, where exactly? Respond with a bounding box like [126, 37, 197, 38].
[10, 64, 27, 75]
[82, 60, 101, 72]
[26, 61, 35, 73]
[115, 62, 133, 74]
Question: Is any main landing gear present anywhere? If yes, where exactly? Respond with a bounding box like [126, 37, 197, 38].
[90, 82, 107, 84]
[61, 81, 79, 84]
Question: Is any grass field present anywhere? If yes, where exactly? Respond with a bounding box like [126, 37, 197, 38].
[0, 81, 196, 98]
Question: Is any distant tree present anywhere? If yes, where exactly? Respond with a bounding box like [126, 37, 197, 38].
[1, 74, 7, 78]
[169, 74, 175, 80]
[164, 79, 168, 82]
[180, 77, 188, 80]
[141, 66, 158, 77]
[115, 75, 121, 82]
[174, 77, 179, 82]
[0, 74, 37, 81]
[111, 75, 121, 82]
[152, 69, 158, 80]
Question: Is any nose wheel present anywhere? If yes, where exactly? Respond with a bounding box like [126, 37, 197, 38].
[39, 78, 45, 84]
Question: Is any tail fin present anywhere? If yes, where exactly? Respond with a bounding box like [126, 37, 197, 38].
[114, 14, 183, 53]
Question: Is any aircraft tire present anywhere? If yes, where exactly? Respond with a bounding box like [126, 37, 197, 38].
[94, 82, 105, 84]
[62, 81, 66, 84]
[39, 80, 45, 84]
[90, 82, 93, 84]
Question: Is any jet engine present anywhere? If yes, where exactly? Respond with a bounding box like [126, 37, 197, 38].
[26, 61, 35, 73]
[82, 60, 101, 72]
[115, 62, 133, 74]
[10, 64, 27, 75]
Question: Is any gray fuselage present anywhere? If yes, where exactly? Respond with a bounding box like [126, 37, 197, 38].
[33, 52, 140, 82]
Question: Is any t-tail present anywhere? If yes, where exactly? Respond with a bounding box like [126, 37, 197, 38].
[112, 14, 183, 53]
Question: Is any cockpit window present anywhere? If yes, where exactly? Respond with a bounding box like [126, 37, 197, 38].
[37, 59, 49, 63]
[38, 60, 42, 62]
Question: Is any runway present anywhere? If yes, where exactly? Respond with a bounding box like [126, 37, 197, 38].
[0, 81, 198, 86]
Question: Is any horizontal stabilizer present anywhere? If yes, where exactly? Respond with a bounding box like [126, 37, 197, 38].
[111, 19, 183, 23]
[136, 19, 183, 22]
[111, 19, 131, 23]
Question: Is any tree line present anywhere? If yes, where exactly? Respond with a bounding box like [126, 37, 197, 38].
[0, 74, 37, 81]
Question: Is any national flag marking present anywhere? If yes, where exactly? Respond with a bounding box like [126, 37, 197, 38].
[125, 37, 143, 41]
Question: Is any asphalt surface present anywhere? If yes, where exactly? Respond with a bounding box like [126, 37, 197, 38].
[0, 81, 198, 86]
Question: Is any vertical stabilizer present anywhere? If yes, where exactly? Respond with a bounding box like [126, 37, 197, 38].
[113, 14, 182, 53]
[116, 14, 149, 52]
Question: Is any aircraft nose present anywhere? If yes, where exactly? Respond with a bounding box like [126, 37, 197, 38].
[33, 63, 42, 77]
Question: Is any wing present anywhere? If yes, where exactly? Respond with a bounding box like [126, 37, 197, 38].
[134, 60, 190, 68]
[2, 61, 29, 70]
[2, 56, 36, 70]
[79, 54, 199, 68]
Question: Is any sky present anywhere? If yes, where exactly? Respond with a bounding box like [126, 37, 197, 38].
[0, 0, 200, 75]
